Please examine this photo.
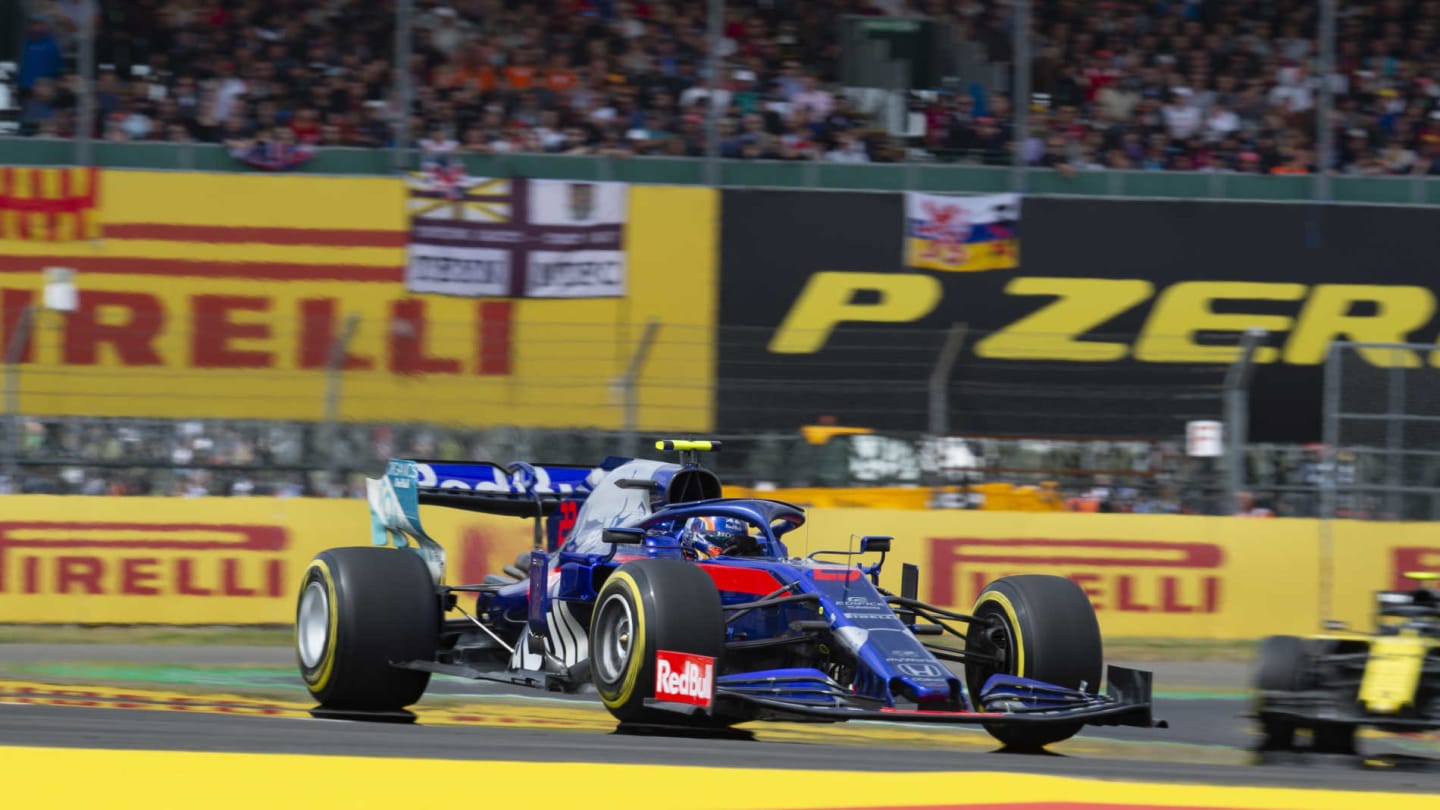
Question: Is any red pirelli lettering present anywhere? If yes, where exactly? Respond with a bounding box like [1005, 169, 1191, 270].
[191, 295, 274, 369]
[61, 291, 164, 366]
[929, 538, 1225, 614]
[1393, 547, 1440, 590]
[0, 522, 289, 597]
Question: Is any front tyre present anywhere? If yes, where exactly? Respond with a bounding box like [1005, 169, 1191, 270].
[590, 559, 726, 724]
[1252, 634, 1307, 751]
[1251, 635, 1356, 755]
[964, 574, 1104, 751]
[295, 547, 440, 711]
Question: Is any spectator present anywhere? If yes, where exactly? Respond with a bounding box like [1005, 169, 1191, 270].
[1162, 88, 1203, 140]
[9, 0, 1440, 178]
[825, 128, 869, 162]
[290, 108, 322, 146]
[1379, 138, 1418, 174]
[21, 77, 59, 132]
[1096, 76, 1142, 124]
[19, 15, 63, 105]
[418, 121, 459, 154]
[1203, 101, 1241, 143]
[1270, 144, 1313, 175]
[1235, 491, 1275, 517]
[792, 73, 835, 125]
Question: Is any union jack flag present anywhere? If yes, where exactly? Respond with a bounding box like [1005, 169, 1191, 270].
[406, 157, 513, 222]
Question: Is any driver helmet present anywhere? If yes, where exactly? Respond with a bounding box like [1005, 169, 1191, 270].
[682, 516, 751, 559]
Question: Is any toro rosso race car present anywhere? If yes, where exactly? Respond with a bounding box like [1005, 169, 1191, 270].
[294, 440, 1161, 750]
[1252, 572, 1440, 756]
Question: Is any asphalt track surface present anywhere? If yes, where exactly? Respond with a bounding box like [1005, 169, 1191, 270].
[2, 644, 1439, 795]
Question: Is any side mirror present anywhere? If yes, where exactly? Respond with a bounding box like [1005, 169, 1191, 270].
[860, 535, 892, 553]
[602, 527, 646, 545]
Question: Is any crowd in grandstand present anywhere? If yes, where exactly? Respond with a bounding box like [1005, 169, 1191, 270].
[10, 0, 1440, 174]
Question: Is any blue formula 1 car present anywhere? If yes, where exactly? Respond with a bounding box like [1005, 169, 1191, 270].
[294, 441, 1162, 750]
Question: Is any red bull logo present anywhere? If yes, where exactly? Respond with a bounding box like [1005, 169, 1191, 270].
[655, 650, 714, 707]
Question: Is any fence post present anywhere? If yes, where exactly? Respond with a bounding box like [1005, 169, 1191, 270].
[323, 314, 361, 487]
[392, 0, 414, 172]
[1318, 340, 1343, 626]
[1222, 328, 1265, 515]
[76, 0, 96, 164]
[703, 0, 723, 186]
[1384, 350, 1405, 520]
[1316, 0, 1337, 200]
[618, 320, 661, 458]
[3, 306, 36, 486]
[927, 323, 968, 438]
[1010, 0, 1030, 194]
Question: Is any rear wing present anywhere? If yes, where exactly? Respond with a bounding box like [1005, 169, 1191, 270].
[366, 458, 615, 584]
[408, 459, 603, 515]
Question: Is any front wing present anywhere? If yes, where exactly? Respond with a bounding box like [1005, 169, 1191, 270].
[644, 665, 1163, 730]
[1255, 690, 1440, 731]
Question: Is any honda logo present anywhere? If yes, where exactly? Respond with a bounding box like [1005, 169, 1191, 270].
[897, 662, 946, 678]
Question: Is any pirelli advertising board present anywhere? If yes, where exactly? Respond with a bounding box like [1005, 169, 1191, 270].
[718, 190, 1440, 442]
[0, 167, 717, 431]
[0, 495, 1433, 639]
[0, 496, 537, 625]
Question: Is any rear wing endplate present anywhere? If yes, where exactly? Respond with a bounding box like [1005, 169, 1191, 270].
[366, 459, 610, 583]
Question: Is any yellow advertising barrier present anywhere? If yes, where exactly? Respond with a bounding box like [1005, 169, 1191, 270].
[797, 510, 1315, 639]
[0, 495, 537, 624]
[2, 496, 1436, 639]
[0, 170, 716, 430]
[796, 510, 1440, 639]
[1329, 522, 1440, 630]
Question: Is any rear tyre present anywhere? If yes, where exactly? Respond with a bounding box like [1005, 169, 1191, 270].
[1252, 634, 1308, 751]
[295, 547, 440, 711]
[590, 559, 726, 724]
[1312, 722, 1357, 755]
[964, 574, 1104, 751]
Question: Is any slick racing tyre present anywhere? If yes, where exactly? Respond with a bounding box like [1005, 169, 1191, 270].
[1253, 634, 1307, 751]
[295, 547, 440, 711]
[590, 559, 726, 724]
[1250, 635, 1355, 753]
[964, 574, 1104, 751]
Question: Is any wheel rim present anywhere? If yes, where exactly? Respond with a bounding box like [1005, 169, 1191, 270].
[593, 592, 635, 684]
[968, 604, 1018, 691]
[297, 580, 330, 669]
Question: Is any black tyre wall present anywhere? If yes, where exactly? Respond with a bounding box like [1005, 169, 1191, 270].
[296, 546, 440, 710]
[1254, 635, 1309, 692]
[965, 574, 1104, 750]
[1252, 634, 1311, 752]
[590, 558, 725, 723]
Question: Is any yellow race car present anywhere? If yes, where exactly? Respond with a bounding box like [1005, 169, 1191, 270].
[1251, 572, 1440, 756]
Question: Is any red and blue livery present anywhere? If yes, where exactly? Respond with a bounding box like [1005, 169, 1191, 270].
[293, 440, 1163, 750]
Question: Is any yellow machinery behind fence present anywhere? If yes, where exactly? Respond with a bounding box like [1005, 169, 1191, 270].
[722, 482, 1065, 511]
[741, 422, 1067, 511]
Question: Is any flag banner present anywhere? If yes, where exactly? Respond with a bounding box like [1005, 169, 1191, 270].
[522, 178, 626, 299]
[404, 159, 627, 299]
[0, 166, 101, 241]
[903, 192, 1019, 273]
[229, 141, 316, 171]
